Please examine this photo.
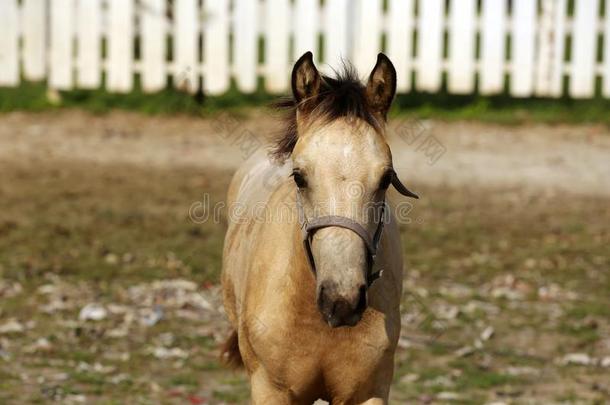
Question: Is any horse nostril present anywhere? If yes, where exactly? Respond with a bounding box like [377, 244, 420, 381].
[331, 298, 351, 319]
[317, 282, 367, 327]
[356, 285, 367, 313]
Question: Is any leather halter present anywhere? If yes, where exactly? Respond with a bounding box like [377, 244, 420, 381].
[296, 191, 386, 286]
[295, 172, 418, 287]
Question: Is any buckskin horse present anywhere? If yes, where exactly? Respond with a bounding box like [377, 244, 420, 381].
[221, 52, 418, 404]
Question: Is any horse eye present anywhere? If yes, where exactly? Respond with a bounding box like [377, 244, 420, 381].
[379, 171, 392, 190]
[292, 172, 307, 188]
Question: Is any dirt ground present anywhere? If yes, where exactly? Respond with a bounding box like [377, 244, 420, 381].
[2, 110, 609, 196]
[0, 110, 609, 404]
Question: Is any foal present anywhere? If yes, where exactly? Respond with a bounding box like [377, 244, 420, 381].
[221, 52, 418, 404]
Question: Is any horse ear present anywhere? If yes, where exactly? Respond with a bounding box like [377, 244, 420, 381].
[366, 53, 397, 119]
[291, 52, 321, 111]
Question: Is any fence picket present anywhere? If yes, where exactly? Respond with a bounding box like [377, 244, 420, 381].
[49, 0, 75, 90]
[602, 0, 610, 98]
[550, 0, 567, 97]
[510, 0, 536, 97]
[448, 0, 476, 93]
[234, 0, 258, 93]
[0, 0, 19, 86]
[570, 0, 599, 98]
[174, 0, 198, 93]
[141, 0, 166, 92]
[323, 0, 349, 73]
[107, 0, 134, 92]
[535, 0, 555, 95]
[480, 0, 506, 94]
[294, 0, 320, 60]
[416, 0, 444, 92]
[76, 0, 101, 89]
[22, 0, 46, 81]
[353, 0, 382, 74]
[387, 0, 413, 92]
[204, 0, 230, 95]
[264, 0, 290, 93]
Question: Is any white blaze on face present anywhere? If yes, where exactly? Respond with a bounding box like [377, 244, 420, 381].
[342, 144, 354, 159]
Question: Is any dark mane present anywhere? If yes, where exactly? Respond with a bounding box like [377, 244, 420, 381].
[270, 63, 382, 160]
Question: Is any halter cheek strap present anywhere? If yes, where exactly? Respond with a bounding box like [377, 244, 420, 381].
[296, 191, 386, 287]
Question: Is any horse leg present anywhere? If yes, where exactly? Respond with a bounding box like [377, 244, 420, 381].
[354, 357, 393, 405]
[250, 368, 291, 405]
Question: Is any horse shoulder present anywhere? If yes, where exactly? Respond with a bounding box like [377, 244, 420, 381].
[222, 151, 293, 324]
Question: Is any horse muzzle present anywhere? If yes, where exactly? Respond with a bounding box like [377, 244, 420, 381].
[317, 281, 367, 327]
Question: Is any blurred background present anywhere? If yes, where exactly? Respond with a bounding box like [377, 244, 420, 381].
[0, 0, 609, 403]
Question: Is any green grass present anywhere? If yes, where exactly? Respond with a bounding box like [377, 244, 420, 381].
[70, 372, 108, 387]
[212, 377, 250, 403]
[392, 94, 610, 125]
[3, 81, 610, 125]
[0, 80, 274, 116]
[450, 359, 520, 390]
[169, 373, 200, 387]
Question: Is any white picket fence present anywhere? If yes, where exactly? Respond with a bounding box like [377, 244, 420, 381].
[1, 0, 609, 98]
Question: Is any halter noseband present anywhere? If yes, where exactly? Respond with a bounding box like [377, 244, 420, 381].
[295, 172, 418, 287]
[296, 191, 386, 287]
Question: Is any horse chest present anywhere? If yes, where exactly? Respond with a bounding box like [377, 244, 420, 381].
[243, 307, 393, 395]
